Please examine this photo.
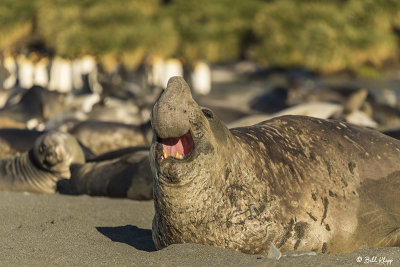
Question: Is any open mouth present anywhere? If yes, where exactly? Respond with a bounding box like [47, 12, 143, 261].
[158, 131, 194, 161]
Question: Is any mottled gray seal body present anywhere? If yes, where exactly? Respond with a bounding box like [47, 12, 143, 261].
[0, 131, 85, 193]
[69, 120, 152, 155]
[150, 77, 400, 254]
[70, 148, 152, 200]
[0, 85, 67, 127]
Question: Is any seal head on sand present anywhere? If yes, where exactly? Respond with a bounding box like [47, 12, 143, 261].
[0, 131, 85, 193]
[32, 130, 85, 178]
[150, 76, 400, 254]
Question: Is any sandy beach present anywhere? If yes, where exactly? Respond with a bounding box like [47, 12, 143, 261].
[0, 191, 398, 266]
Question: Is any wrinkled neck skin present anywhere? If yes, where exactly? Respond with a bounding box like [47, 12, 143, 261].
[0, 151, 61, 194]
[151, 115, 281, 253]
[151, 107, 234, 247]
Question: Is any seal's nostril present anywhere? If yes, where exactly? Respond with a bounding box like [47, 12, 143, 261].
[45, 154, 58, 166]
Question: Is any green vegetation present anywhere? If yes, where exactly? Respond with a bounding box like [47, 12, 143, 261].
[1, 0, 400, 74]
[37, 0, 178, 67]
[165, 0, 260, 63]
[0, 0, 37, 50]
[253, 0, 400, 73]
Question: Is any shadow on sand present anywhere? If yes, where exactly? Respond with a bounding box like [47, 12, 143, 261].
[96, 225, 156, 252]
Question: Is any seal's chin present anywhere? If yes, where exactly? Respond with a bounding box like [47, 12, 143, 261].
[156, 131, 194, 162]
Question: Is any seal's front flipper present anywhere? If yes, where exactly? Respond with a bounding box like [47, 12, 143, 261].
[356, 171, 400, 247]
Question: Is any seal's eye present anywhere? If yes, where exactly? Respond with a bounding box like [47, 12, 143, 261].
[202, 108, 214, 119]
[39, 144, 47, 154]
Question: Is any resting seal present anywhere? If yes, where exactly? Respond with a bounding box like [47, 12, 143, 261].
[0, 85, 67, 126]
[70, 147, 152, 200]
[68, 120, 152, 155]
[150, 77, 400, 254]
[0, 131, 85, 193]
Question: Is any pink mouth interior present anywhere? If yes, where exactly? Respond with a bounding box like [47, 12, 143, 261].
[160, 131, 194, 159]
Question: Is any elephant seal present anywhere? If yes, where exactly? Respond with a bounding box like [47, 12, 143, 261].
[150, 76, 400, 254]
[228, 101, 377, 129]
[87, 146, 149, 162]
[0, 85, 66, 126]
[0, 131, 85, 193]
[69, 147, 152, 200]
[0, 128, 95, 160]
[68, 120, 152, 155]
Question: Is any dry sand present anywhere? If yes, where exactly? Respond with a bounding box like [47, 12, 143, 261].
[1, 191, 399, 266]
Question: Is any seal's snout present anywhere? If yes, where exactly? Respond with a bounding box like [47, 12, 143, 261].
[40, 144, 63, 166]
[151, 76, 193, 139]
[151, 76, 197, 162]
[33, 131, 85, 174]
